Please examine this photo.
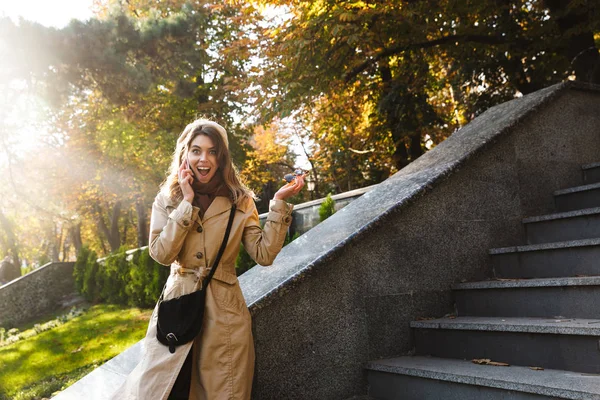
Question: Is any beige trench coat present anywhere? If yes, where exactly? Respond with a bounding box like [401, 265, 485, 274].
[110, 193, 293, 400]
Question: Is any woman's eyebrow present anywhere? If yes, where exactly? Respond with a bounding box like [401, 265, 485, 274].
[190, 145, 216, 150]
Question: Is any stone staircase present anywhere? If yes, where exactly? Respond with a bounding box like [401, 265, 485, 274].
[366, 163, 600, 399]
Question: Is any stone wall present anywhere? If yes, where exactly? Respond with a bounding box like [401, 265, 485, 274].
[241, 82, 600, 399]
[258, 185, 377, 236]
[0, 262, 76, 328]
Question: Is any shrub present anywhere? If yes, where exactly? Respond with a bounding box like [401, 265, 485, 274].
[74, 247, 168, 308]
[100, 247, 130, 304]
[126, 248, 169, 308]
[73, 246, 91, 293]
[80, 249, 100, 302]
[318, 193, 336, 222]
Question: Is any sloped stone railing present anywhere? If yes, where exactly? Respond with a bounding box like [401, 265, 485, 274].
[55, 81, 600, 400]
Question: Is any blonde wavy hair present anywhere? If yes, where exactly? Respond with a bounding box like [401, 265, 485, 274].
[160, 119, 255, 205]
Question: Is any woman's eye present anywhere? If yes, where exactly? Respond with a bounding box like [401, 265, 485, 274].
[210, 150, 217, 155]
[192, 149, 199, 155]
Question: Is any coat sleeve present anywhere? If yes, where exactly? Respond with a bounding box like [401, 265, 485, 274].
[242, 198, 293, 267]
[149, 194, 195, 266]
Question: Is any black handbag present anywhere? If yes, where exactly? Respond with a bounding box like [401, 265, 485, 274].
[156, 204, 236, 354]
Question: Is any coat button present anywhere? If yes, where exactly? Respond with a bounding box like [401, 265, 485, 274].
[196, 252, 203, 259]
[197, 226, 203, 233]
[283, 216, 292, 224]
[183, 220, 190, 226]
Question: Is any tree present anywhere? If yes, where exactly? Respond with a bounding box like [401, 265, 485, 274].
[241, 121, 298, 211]
[254, 0, 600, 170]
[0, 1, 265, 256]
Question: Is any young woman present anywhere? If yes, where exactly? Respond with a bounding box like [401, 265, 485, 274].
[111, 119, 304, 400]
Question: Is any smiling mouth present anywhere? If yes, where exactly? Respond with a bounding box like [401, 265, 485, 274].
[197, 167, 211, 177]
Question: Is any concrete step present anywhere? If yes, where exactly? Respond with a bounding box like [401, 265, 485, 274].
[523, 207, 600, 245]
[411, 317, 600, 374]
[366, 356, 600, 400]
[454, 276, 600, 318]
[490, 238, 600, 278]
[583, 162, 600, 185]
[554, 182, 600, 212]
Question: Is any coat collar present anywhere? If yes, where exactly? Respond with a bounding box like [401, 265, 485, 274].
[162, 192, 251, 218]
[202, 196, 233, 221]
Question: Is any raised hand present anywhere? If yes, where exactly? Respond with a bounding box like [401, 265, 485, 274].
[273, 172, 305, 201]
[179, 159, 195, 203]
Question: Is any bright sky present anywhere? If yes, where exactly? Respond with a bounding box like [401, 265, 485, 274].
[0, 0, 94, 28]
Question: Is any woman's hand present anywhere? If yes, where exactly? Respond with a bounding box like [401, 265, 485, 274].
[273, 173, 305, 201]
[179, 159, 195, 203]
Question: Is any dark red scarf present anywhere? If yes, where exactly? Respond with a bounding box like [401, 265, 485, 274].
[191, 174, 231, 217]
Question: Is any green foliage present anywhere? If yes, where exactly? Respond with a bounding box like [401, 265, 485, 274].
[73, 247, 168, 307]
[126, 248, 170, 308]
[319, 194, 336, 222]
[81, 250, 100, 302]
[0, 304, 152, 400]
[73, 246, 91, 293]
[235, 243, 255, 277]
[100, 246, 130, 304]
[0, 307, 86, 348]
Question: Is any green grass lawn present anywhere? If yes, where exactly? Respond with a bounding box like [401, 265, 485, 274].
[0, 304, 153, 400]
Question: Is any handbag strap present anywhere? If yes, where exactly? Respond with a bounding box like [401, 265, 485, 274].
[158, 203, 237, 301]
[202, 203, 237, 287]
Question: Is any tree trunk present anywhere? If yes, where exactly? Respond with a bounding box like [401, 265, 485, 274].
[50, 222, 62, 263]
[135, 197, 149, 247]
[0, 210, 21, 271]
[94, 201, 122, 253]
[379, 63, 411, 170]
[409, 131, 423, 162]
[70, 222, 82, 254]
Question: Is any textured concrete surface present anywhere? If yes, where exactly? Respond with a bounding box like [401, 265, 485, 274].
[0, 262, 75, 328]
[523, 207, 600, 223]
[58, 82, 600, 399]
[554, 183, 600, 212]
[555, 182, 600, 195]
[455, 285, 600, 319]
[583, 164, 600, 184]
[367, 356, 600, 399]
[455, 276, 600, 289]
[523, 208, 600, 244]
[414, 326, 600, 373]
[489, 237, 600, 254]
[410, 316, 600, 335]
[490, 239, 600, 278]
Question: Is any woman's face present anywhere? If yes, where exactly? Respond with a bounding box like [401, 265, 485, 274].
[187, 134, 219, 184]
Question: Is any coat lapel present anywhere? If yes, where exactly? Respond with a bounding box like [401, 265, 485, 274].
[203, 196, 232, 222]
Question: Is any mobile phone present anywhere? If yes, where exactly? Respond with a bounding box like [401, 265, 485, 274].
[186, 158, 195, 181]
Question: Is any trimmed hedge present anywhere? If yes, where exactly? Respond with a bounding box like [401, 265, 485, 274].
[73, 246, 169, 308]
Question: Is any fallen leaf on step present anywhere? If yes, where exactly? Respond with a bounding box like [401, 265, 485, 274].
[415, 317, 435, 321]
[472, 358, 510, 367]
[529, 366, 544, 371]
